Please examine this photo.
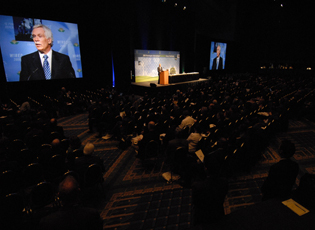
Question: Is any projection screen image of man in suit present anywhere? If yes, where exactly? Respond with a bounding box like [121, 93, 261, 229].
[20, 24, 75, 81]
[209, 42, 226, 71]
[212, 45, 223, 70]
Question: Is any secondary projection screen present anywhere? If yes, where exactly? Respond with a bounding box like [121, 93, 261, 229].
[134, 49, 180, 83]
[209, 41, 227, 70]
[0, 15, 83, 82]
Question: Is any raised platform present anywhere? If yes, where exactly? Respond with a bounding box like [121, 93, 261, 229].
[130, 78, 210, 95]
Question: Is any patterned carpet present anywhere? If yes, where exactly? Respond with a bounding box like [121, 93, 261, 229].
[59, 112, 315, 230]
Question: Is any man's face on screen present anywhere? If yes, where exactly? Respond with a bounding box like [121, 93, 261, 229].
[32, 27, 52, 54]
[216, 47, 221, 57]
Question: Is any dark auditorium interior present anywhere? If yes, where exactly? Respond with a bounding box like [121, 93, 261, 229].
[1, 1, 315, 230]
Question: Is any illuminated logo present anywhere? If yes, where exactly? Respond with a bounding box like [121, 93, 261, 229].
[77, 69, 82, 72]
[10, 40, 19, 45]
[58, 28, 65, 32]
[74, 43, 79, 47]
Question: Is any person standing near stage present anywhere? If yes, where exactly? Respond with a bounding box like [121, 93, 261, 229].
[157, 63, 163, 84]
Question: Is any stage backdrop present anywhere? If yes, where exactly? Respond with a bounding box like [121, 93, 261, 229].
[134, 49, 180, 83]
[0, 15, 83, 82]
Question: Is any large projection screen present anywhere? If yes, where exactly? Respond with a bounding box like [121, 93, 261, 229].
[134, 49, 180, 83]
[209, 41, 227, 70]
[0, 15, 83, 82]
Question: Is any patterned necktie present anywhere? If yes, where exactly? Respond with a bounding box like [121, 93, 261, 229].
[43, 55, 51, 80]
[216, 57, 219, 70]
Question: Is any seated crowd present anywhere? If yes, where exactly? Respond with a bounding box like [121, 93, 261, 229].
[1, 73, 315, 228]
[0, 88, 106, 228]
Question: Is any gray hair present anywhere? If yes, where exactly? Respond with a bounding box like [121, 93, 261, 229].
[32, 24, 54, 47]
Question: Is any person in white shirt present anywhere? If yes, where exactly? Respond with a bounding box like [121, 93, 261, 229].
[187, 124, 202, 153]
[176, 110, 196, 133]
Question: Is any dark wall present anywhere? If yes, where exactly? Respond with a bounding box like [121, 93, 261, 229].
[1, 0, 314, 100]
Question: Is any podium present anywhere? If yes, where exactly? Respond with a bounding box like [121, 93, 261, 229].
[159, 70, 169, 85]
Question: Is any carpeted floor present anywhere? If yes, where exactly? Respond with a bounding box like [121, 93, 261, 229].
[59, 112, 315, 230]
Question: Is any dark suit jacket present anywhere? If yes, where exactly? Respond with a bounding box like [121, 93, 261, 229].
[74, 155, 105, 174]
[157, 66, 163, 84]
[157, 66, 163, 74]
[38, 206, 103, 230]
[166, 138, 189, 160]
[192, 175, 229, 225]
[20, 50, 76, 81]
[212, 56, 223, 70]
[137, 129, 160, 160]
[261, 159, 299, 200]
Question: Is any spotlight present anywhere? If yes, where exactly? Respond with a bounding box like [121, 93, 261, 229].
[183, 6, 186, 10]
[174, 3, 177, 7]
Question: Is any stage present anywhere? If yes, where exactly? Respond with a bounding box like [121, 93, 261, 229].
[130, 78, 210, 95]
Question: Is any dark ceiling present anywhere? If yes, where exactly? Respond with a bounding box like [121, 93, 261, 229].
[1, 0, 314, 69]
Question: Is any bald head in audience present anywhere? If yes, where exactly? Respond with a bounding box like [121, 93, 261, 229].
[58, 175, 80, 206]
[147, 121, 156, 131]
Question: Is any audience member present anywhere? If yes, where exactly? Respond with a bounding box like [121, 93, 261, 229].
[38, 175, 103, 230]
[66, 135, 84, 169]
[74, 143, 105, 184]
[46, 118, 65, 140]
[136, 121, 160, 160]
[191, 152, 228, 226]
[51, 138, 66, 158]
[19, 99, 31, 112]
[261, 139, 299, 201]
[24, 120, 45, 146]
[176, 110, 196, 133]
[166, 129, 189, 161]
[87, 100, 103, 134]
[67, 136, 83, 154]
[187, 124, 203, 153]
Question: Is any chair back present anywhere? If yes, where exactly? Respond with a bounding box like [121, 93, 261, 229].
[38, 144, 53, 166]
[46, 154, 67, 183]
[84, 164, 104, 188]
[0, 193, 24, 222]
[172, 147, 188, 174]
[145, 140, 160, 159]
[60, 139, 70, 151]
[28, 134, 44, 150]
[0, 170, 21, 196]
[18, 148, 36, 167]
[30, 182, 55, 209]
[7, 139, 26, 160]
[11, 139, 26, 150]
[23, 163, 45, 188]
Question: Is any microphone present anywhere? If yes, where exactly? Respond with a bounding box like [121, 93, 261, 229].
[69, 71, 76, 78]
[27, 68, 38, 81]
